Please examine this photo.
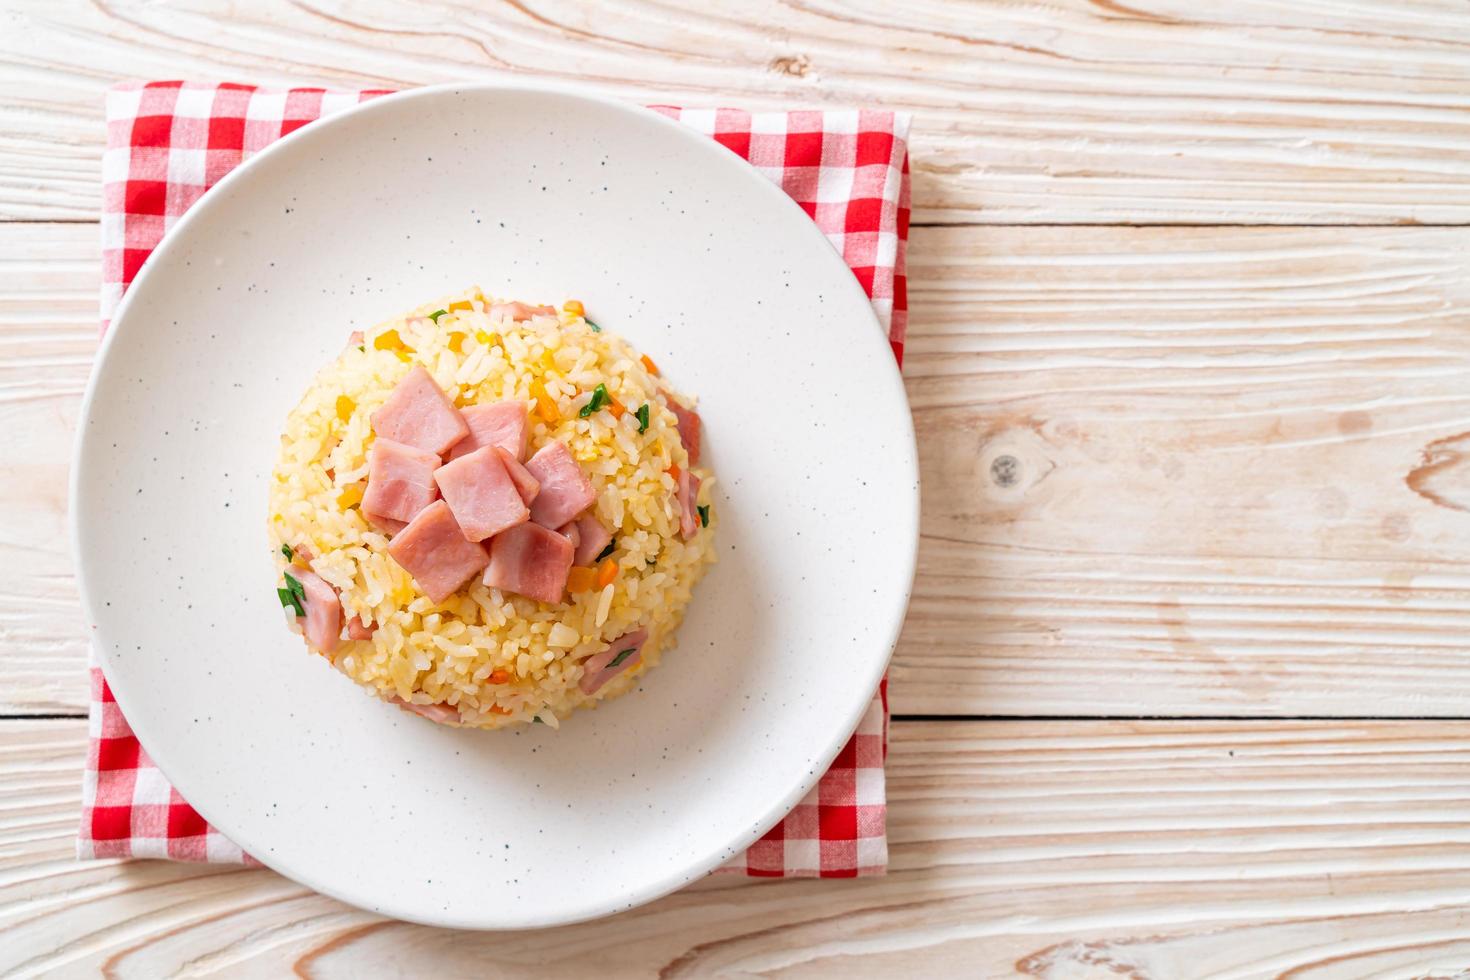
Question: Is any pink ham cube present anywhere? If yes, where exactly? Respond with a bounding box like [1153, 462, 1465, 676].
[558, 520, 580, 553]
[295, 568, 342, 656]
[388, 500, 490, 602]
[667, 397, 702, 467]
[570, 514, 612, 566]
[677, 469, 702, 540]
[495, 446, 540, 506]
[578, 628, 648, 695]
[489, 301, 556, 322]
[432, 446, 529, 542]
[483, 521, 574, 604]
[446, 401, 530, 462]
[524, 440, 597, 529]
[361, 438, 440, 529]
[370, 364, 469, 454]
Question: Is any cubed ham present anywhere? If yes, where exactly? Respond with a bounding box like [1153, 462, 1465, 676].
[677, 469, 702, 539]
[570, 515, 612, 566]
[347, 330, 364, 345]
[578, 628, 648, 695]
[388, 696, 460, 726]
[366, 512, 407, 535]
[524, 440, 597, 529]
[446, 401, 530, 462]
[433, 446, 529, 542]
[346, 616, 376, 640]
[495, 447, 540, 506]
[490, 301, 556, 322]
[370, 364, 469, 454]
[558, 519, 580, 552]
[667, 397, 702, 467]
[388, 500, 490, 602]
[362, 438, 440, 529]
[483, 521, 574, 604]
[295, 569, 342, 656]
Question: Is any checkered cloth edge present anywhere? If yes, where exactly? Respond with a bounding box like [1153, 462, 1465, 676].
[82, 81, 910, 879]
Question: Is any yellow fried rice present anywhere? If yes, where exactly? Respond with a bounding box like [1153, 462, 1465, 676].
[267, 289, 716, 729]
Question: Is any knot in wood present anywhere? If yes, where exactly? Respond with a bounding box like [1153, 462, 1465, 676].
[990, 454, 1021, 487]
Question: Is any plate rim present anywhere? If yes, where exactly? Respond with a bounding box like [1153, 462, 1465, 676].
[70, 79, 920, 929]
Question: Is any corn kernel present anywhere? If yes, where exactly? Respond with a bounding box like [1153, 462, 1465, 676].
[338, 484, 364, 508]
[448, 299, 473, 312]
[539, 348, 557, 372]
[394, 350, 413, 363]
[475, 329, 499, 347]
[563, 299, 585, 317]
[335, 394, 355, 422]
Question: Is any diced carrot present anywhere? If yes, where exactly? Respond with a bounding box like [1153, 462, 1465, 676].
[608, 396, 626, 419]
[563, 299, 585, 317]
[374, 328, 406, 351]
[596, 557, 618, 589]
[448, 299, 474, 312]
[566, 566, 597, 593]
[640, 354, 660, 376]
[447, 331, 466, 353]
[667, 463, 682, 482]
[530, 379, 560, 424]
[335, 394, 355, 422]
[488, 669, 512, 684]
[488, 705, 512, 716]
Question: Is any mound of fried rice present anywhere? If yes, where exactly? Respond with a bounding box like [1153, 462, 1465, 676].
[268, 289, 715, 729]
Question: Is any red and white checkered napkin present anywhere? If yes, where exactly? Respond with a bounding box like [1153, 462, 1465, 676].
[82, 82, 910, 879]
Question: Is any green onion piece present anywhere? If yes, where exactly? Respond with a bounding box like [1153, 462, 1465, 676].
[281, 543, 293, 560]
[358, 345, 365, 352]
[428, 309, 448, 323]
[586, 318, 601, 333]
[283, 570, 307, 605]
[532, 715, 545, 725]
[578, 383, 610, 418]
[594, 539, 617, 563]
[608, 648, 636, 669]
[635, 403, 650, 433]
[697, 504, 710, 527]
[277, 586, 304, 617]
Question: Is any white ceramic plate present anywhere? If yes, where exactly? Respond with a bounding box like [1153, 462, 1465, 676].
[72, 83, 917, 929]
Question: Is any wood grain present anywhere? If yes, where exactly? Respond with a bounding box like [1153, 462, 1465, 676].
[0, 222, 95, 714]
[5, 0, 1470, 223]
[897, 225, 1470, 716]
[8, 718, 1470, 976]
[5, 223, 1470, 717]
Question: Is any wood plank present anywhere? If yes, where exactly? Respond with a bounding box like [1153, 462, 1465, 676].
[4, 0, 1470, 223]
[4, 223, 1470, 716]
[8, 718, 1470, 975]
[897, 225, 1470, 715]
[0, 223, 95, 714]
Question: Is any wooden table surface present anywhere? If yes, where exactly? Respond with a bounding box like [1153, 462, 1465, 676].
[4, 2, 1470, 975]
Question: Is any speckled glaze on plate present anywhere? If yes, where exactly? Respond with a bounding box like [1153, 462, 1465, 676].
[71, 82, 918, 930]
